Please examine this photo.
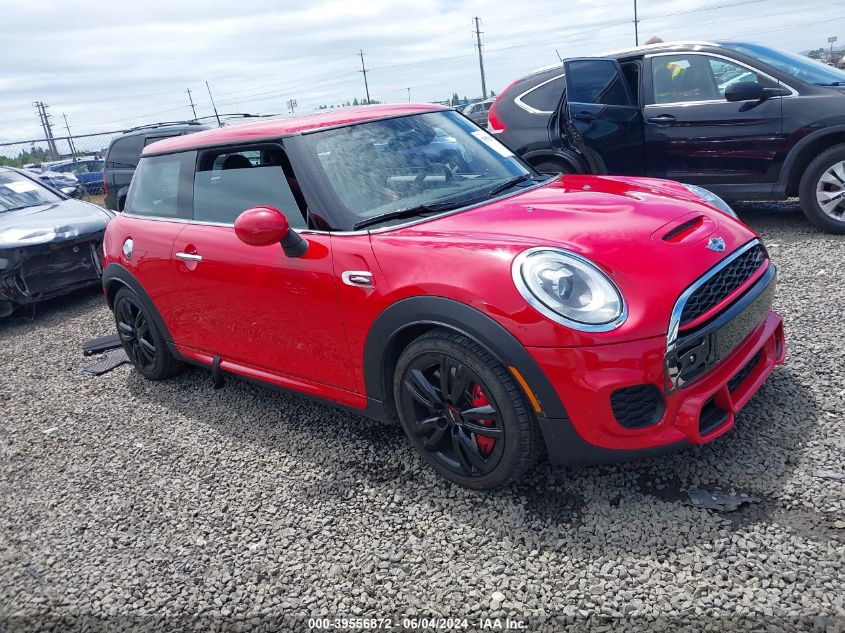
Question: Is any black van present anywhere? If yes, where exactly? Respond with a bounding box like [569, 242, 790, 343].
[104, 122, 209, 211]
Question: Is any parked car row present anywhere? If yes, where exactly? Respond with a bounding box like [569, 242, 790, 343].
[25, 157, 105, 197]
[488, 40, 845, 233]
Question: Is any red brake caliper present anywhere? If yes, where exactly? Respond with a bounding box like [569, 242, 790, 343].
[470, 384, 496, 455]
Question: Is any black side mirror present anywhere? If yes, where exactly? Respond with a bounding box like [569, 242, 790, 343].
[116, 187, 129, 212]
[725, 81, 767, 102]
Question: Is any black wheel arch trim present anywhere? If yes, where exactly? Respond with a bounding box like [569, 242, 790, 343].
[363, 296, 568, 419]
[520, 149, 587, 174]
[778, 124, 845, 193]
[102, 263, 176, 346]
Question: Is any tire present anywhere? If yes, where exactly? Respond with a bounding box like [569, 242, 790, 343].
[798, 143, 845, 234]
[532, 159, 572, 177]
[112, 287, 183, 380]
[393, 329, 542, 489]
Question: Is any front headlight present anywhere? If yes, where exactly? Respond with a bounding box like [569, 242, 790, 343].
[681, 183, 738, 219]
[512, 248, 626, 332]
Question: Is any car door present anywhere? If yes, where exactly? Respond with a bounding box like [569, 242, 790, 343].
[642, 52, 786, 186]
[168, 144, 357, 392]
[561, 58, 645, 175]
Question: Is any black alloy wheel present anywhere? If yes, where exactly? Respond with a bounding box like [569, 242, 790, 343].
[403, 352, 505, 477]
[112, 287, 182, 380]
[394, 330, 541, 489]
[116, 294, 157, 373]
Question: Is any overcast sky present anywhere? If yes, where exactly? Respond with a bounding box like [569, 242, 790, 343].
[0, 0, 842, 142]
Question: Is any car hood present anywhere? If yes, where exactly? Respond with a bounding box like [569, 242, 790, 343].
[371, 175, 761, 345]
[420, 175, 755, 252]
[0, 199, 113, 249]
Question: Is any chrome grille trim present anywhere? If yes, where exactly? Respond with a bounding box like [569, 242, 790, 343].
[666, 239, 764, 354]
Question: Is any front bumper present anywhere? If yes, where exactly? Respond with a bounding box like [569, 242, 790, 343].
[528, 309, 785, 465]
[0, 237, 104, 314]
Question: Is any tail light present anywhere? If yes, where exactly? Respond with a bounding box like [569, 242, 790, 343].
[487, 95, 506, 135]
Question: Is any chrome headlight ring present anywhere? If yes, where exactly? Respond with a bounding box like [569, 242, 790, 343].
[512, 247, 627, 333]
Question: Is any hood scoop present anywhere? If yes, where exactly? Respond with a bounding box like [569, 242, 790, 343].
[655, 213, 717, 245]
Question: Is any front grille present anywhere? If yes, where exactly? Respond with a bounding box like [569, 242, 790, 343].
[680, 244, 766, 327]
[610, 385, 666, 429]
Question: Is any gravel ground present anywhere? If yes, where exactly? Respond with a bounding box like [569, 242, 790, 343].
[1, 202, 843, 632]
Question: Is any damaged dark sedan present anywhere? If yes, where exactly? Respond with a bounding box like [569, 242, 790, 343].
[0, 167, 113, 317]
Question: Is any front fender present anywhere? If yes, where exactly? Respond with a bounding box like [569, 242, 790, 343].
[362, 295, 567, 419]
[102, 262, 175, 345]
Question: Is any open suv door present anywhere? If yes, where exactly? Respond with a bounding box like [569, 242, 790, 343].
[559, 58, 645, 175]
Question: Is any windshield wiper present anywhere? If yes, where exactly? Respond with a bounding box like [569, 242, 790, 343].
[353, 203, 460, 230]
[0, 205, 33, 213]
[487, 173, 536, 197]
[814, 81, 843, 86]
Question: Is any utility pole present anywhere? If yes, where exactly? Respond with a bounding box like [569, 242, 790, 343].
[186, 88, 198, 120]
[33, 101, 59, 160]
[205, 81, 222, 127]
[473, 17, 488, 99]
[407, 87, 411, 102]
[62, 113, 77, 158]
[358, 50, 371, 104]
[829, 36, 838, 63]
[287, 98, 297, 114]
[633, 0, 640, 46]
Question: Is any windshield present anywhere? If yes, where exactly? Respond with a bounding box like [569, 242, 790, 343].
[722, 42, 845, 85]
[0, 170, 61, 212]
[303, 110, 533, 229]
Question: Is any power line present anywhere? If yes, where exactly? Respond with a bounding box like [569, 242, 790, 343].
[639, 0, 767, 21]
[358, 49, 371, 104]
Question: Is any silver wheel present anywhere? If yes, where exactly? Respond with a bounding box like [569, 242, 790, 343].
[815, 160, 845, 219]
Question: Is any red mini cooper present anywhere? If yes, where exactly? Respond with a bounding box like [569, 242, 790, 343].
[102, 104, 784, 489]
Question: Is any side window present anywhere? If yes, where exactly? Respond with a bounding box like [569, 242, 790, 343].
[566, 60, 631, 106]
[519, 75, 565, 112]
[107, 136, 144, 168]
[125, 152, 194, 219]
[707, 57, 776, 97]
[193, 145, 307, 228]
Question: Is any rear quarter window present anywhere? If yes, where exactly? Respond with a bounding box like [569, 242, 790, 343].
[125, 152, 195, 219]
[518, 75, 565, 112]
[107, 135, 145, 169]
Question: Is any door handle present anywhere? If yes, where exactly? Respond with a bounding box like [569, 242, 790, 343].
[573, 111, 598, 121]
[175, 252, 203, 262]
[647, 114, 677, 126]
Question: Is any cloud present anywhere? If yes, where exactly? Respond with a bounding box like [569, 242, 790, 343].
[0, 0, 837, 141]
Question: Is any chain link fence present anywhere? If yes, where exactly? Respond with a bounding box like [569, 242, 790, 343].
[0, 131, 124, 205]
